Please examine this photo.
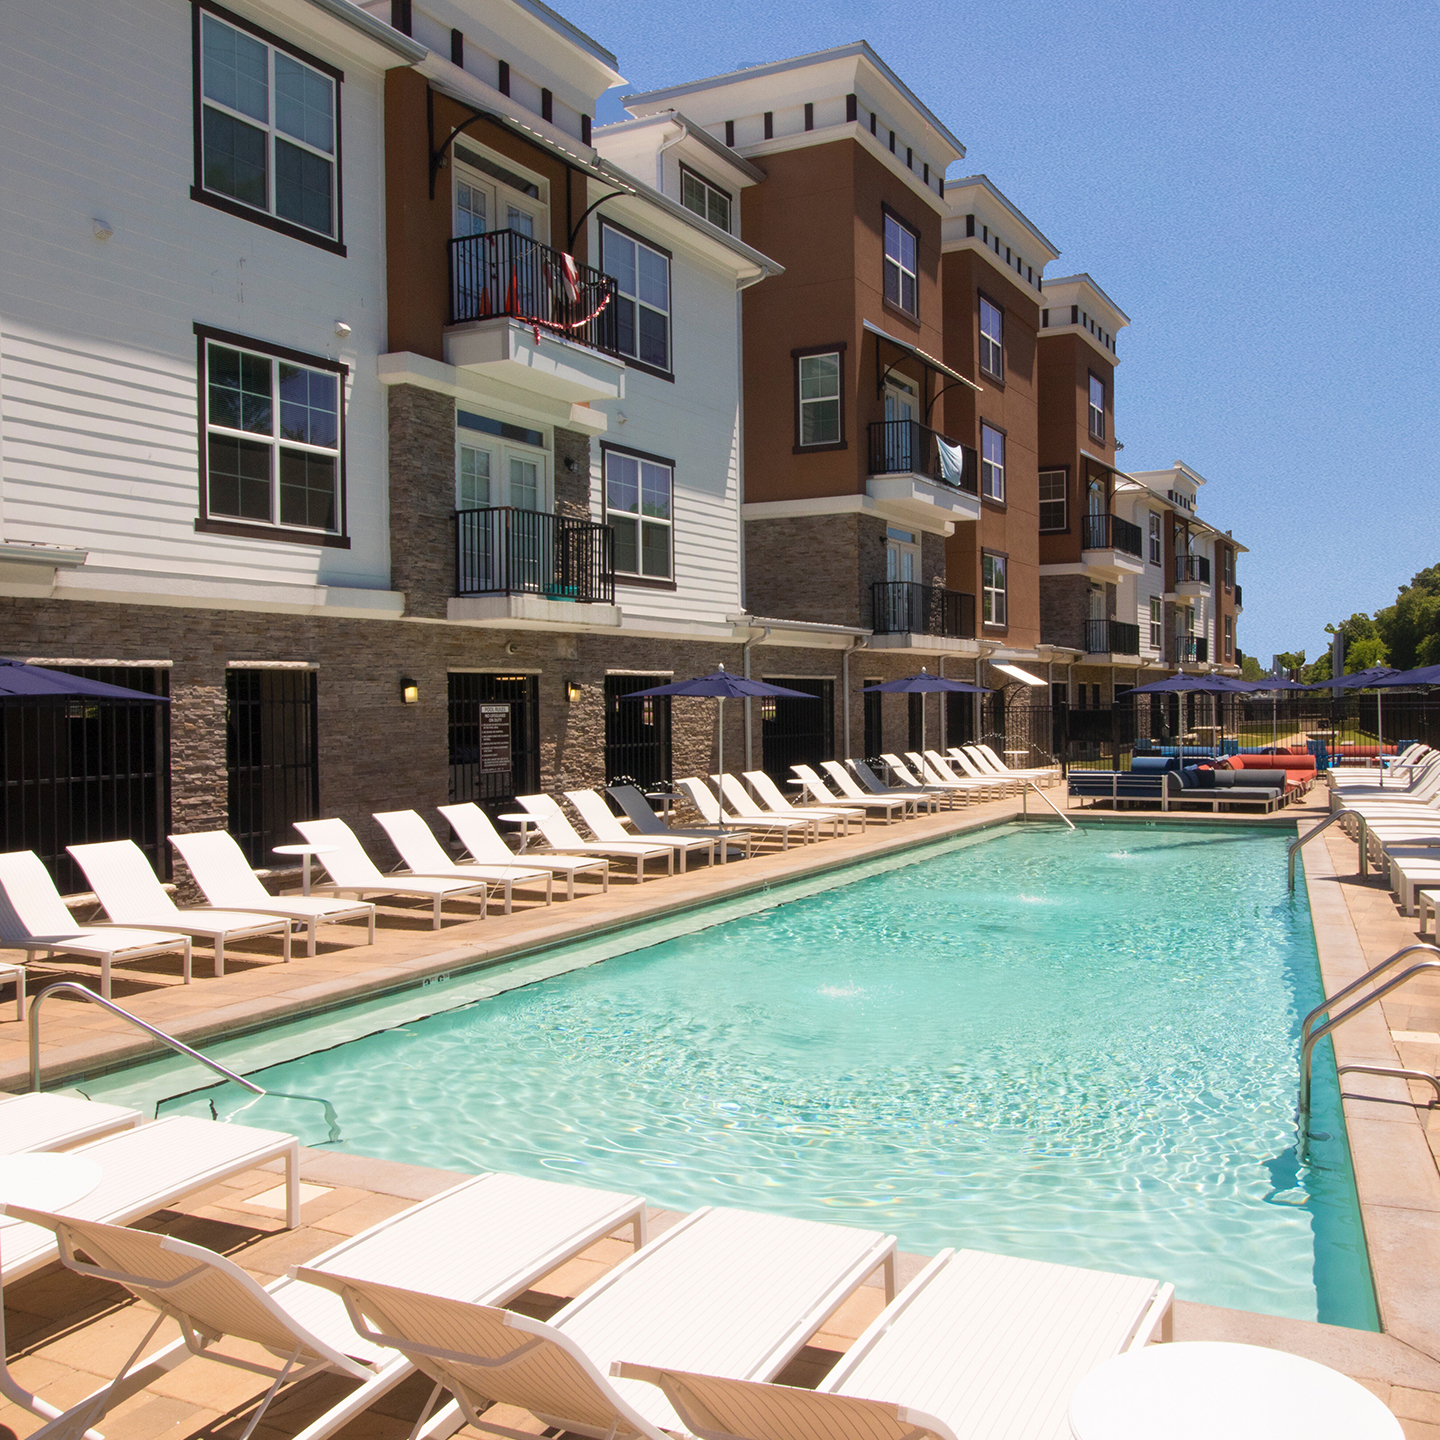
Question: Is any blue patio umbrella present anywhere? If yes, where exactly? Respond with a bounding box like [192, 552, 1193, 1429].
[0, 659, 168, 701]
[1372, 663, 1440, 688]
[622, 665, 815, 778]
[1305, 666, 1400, 768]
[860, 669, 991, 752]
[1126, 672, 1249, 749]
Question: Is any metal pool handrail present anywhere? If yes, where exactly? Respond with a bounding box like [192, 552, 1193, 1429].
[1020, 780, 1076, 831]
[1299, 943, 1440, 1045]
[1288, 809, 1369, 891]
[1297, 960, 1440, 1159]
[28, 982, 264, 1097]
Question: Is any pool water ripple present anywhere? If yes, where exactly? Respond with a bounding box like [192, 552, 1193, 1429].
[170, 824, 1375, 1327]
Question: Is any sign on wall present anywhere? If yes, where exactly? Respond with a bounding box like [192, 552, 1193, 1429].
[479, 704, 512, 773]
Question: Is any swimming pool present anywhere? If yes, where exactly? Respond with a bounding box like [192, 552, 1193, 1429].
[85, 822, 1375, 1328]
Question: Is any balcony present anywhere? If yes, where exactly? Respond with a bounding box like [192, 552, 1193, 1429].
[443, 231, 626, 404]
[449, 507, 621, 630]
[1074, 511, 1145, 580]
[1235, 583, 1243, 609]
[1172, 554, 1211, 596]
[871, 581, 975, 640]
[1085, 618, 1141, 656]
[864, 421, 982, 529]
[1174, 635, 1209, 665]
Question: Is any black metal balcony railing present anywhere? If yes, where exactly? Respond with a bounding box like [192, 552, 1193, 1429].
[1174, 635, 1210, 664]
[871, 581, 976, 639]
[1085, 618, 1141, 655]
[1175, 554, 1212, 586]
[448, 230, 620, 355]
[456, 507, 615, 603]
[866, 421, 978, 494]
[1080, 512, 1144, 557]
[1235, 583, 1243, 608]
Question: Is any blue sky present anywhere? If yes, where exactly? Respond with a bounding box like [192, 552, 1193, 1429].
[573, 0, 1440, 666]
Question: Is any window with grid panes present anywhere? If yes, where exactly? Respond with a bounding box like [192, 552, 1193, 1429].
[1088, 371, 1106, 441]
[602, 223, 670, 372]
[1149, 596, 1162, 650]
[198, 11, 337, 239]
[982, 552, 1007, 626]
[980, 424, 1005, 502]
[605, 449, 673, 580]
[883, 212, 918, 314]
[1038, 470, 1066, 531]
[680, 167, 731, 232]
[203, 338, 341, 532]
[979, 296, 1003, 379]
[797, 352, 841, 445]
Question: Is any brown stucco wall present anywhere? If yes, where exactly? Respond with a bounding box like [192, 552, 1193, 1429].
[384, 68, 584, 363]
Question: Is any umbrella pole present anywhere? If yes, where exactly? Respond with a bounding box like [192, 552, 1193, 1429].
[718, 695, 725, 781]
[1377, 689, 1383, 787]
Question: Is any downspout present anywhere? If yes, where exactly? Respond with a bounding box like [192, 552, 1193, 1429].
[842, 635, 867, 758]
[733, 265, 772, 621]
[655, 119, 688, 195]
[742, 625, 770, 771]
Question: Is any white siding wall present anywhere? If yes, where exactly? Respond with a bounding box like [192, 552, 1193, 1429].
[0, 0, 393, 597]
[586, 205, 744, 629]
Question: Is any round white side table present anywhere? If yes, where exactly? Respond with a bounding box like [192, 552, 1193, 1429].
[272, 843, 337, 896]
[1068, 1341, 1402, 1440]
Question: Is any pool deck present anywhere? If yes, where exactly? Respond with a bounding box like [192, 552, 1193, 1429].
[9, 781, 1440, 1436]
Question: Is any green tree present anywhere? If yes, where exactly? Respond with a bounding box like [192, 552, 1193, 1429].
[1274, 650, 1306, 679]
[1375, 566, 1440, 671]
[1240, 654, 1266, 681]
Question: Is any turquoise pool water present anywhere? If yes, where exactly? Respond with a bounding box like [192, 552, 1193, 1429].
[129, 823, 1372, 1327]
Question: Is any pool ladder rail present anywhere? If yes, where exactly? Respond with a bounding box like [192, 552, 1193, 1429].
[1287, 809, 1371, 892]
[1296, 943, 1440, 1160]
[27, 981, 344, 1142]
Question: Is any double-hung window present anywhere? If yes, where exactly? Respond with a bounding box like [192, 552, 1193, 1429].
[1149, 596, 1163, 650]
[196, 9, 340, 247]
[199, 331, 344, 539]
[980, 423, 1005, 502]
[1224, 613, 1234, 660]
[1223, 546, 1234, 589]
[1038, 469, 1067, 531]
[1148, 511, 1162, 565]
[982, 552, 1008, 626]
[796, 351, 842, 446]
[1088, 371, 1106, 442]
[602, 223, 671, 375]
[883, 212, 919, 315]
[979, 295, 1003, 379]
[680, 165, 732, 232]
[605, 446, 674, 582]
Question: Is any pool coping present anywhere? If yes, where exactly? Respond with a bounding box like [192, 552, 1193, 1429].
[1299, 816, 1440, 1368]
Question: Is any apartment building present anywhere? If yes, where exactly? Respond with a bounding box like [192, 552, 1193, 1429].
[0, 0, 801, 881]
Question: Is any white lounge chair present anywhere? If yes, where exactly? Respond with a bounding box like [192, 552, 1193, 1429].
[824, 759, 934, 814]
[794, 764, 911, 822]
[608, 784, 755, 861]
[853, 758, 960, 810]
[0, 1092, 142, 1154]
[969, 743, 1060, 786]
[67, 840, 293, 977]
[923, 749, 1013, 797]
[517, 794, 675, 882]
[12, 1169, 646, 1440]
[881, 753, 977, 803]
[744, 769, 863, 834]
[623, 1247, 1172, 1440]
[374, 809, 554, 911]
[706, 775, 815, 846]
[170, 830, 376, 957]
[0, 849, 193, 1000]
[298, 1205, 896, 1440]
[294, 819, 488, 928]
[0, 960, 23, 1020]
[676, 777, 799, 850]
[566, 788, 717, 872]
[438, 803, 609, 901]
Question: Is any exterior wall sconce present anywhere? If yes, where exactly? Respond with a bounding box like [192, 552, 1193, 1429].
[566, 679, 583, 702]
[400, 678, 419, 704]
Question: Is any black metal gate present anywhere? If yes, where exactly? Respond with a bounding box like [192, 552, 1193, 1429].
[605, 675, 672, 789]
[0, 667, 171, 893]
[227, 669, 319, 865]
[945, 691, 976, 747]
[862, 680, 882, 760]
[448, 672, 539, 817]
[761, 678, 834, 782]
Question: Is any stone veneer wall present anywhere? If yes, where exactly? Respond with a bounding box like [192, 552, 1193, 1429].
[745, 515, 864, 627]
[387, 384, 457, 619]
[552, 427, 592, 520]
[0, 599, 971, 885]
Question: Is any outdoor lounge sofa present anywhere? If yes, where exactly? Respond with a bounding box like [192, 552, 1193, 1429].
[1068, 762, 1286, 812]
